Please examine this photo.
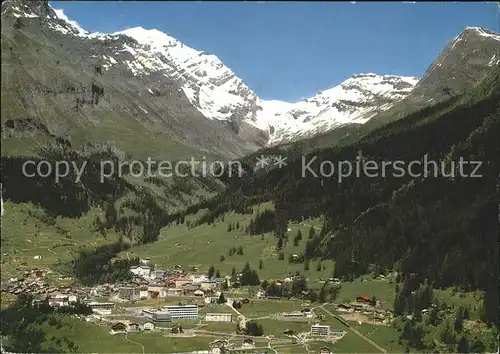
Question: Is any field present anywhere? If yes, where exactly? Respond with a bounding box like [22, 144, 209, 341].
[237, 298, 305, 318]
[331, 331, 382, 353]
[349, 322, 404, 353]
[334, 275, 397, 310]
[119, 203, 332, 287]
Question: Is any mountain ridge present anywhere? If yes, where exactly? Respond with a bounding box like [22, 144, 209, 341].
[2, 0, 500, 157]
[2, 0, 423, 147]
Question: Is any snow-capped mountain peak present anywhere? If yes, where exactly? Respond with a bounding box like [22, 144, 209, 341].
[4, 0, 421, 146]
[109, 26, 261, 122]
[251, 73, 419, 145]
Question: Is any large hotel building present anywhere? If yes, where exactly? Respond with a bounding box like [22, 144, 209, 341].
[163, 305, 199, 319]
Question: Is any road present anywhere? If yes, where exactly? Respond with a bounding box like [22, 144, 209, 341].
[226, 300, 246, 327]
[320, 304, 388, 354]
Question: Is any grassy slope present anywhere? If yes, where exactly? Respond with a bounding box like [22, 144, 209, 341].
[119, 203, 333, 287]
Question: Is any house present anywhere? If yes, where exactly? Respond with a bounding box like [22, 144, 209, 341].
[205, 313, 232, 322]
[127, 323, 140, 332]
[130, 266, 151, 278]
[148, 290, 159, 299]
[200, 280, 218, 291]
[170, 325, 183, 334]
[87, 301, 115, 315]
[303, 309, 313, 318]
[173, 277, 192, 288]
[282, 311, 304, 319]
[189, 273, 208, 284]
[242, 338, 255, 348]
[356, 295, 371, 303]
[139, 258, 151, 266]
[338, 304, 351, 310]
[183, 283, 199, 295]
[148, 286, 167, 298]
[204, 296, 218, 304]
[311, 324, 330, 336]
[150, 269, 166, 280]
[119, 286, 141, 301]
[319, 346, 332, 354]
[142, 321, 155, 331]
[194, 289, 204, 297]
[209, 339, 228, 354]
[110, 322, 127, 334]
[266, 296, 281, 300]
[143, 309, 172, 322]
[167, 288, 183, 296]
[139, 287, 148, 300]
[31, 269, 44, 278]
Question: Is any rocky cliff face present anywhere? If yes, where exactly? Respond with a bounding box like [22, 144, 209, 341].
[366, 26, 500, 127]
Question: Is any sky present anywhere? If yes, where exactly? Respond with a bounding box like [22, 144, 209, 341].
[50, 1, 499, 102]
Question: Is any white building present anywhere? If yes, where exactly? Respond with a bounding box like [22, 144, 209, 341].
[200, 280, 218, 290]
[130, 265, 151, 278]
[204, 296, 219, 304]
[143, 309, 172, 322]
[167, 288, 183, 296]
[164, 305, 198, 319]
[194, 289, 204, 297]
[88, 301, 115, 315]
[311, 324, 330, 336]
[205, 313, 232, 322]
[189, 273, 208, 284]
[142, 321, 155, 331]
[119, 286, 141, 301]
[139, 288, 149, 299]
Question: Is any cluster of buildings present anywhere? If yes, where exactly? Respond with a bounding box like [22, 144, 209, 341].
[110, 320, 156, 334]
[335, 295, 394, 324]
[0, 268, 97, 303]
[140, 304, 233, 324]
[118, 262, 223, 301]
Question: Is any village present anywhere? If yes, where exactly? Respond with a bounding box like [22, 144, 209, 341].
[0, 258, 396, 354]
